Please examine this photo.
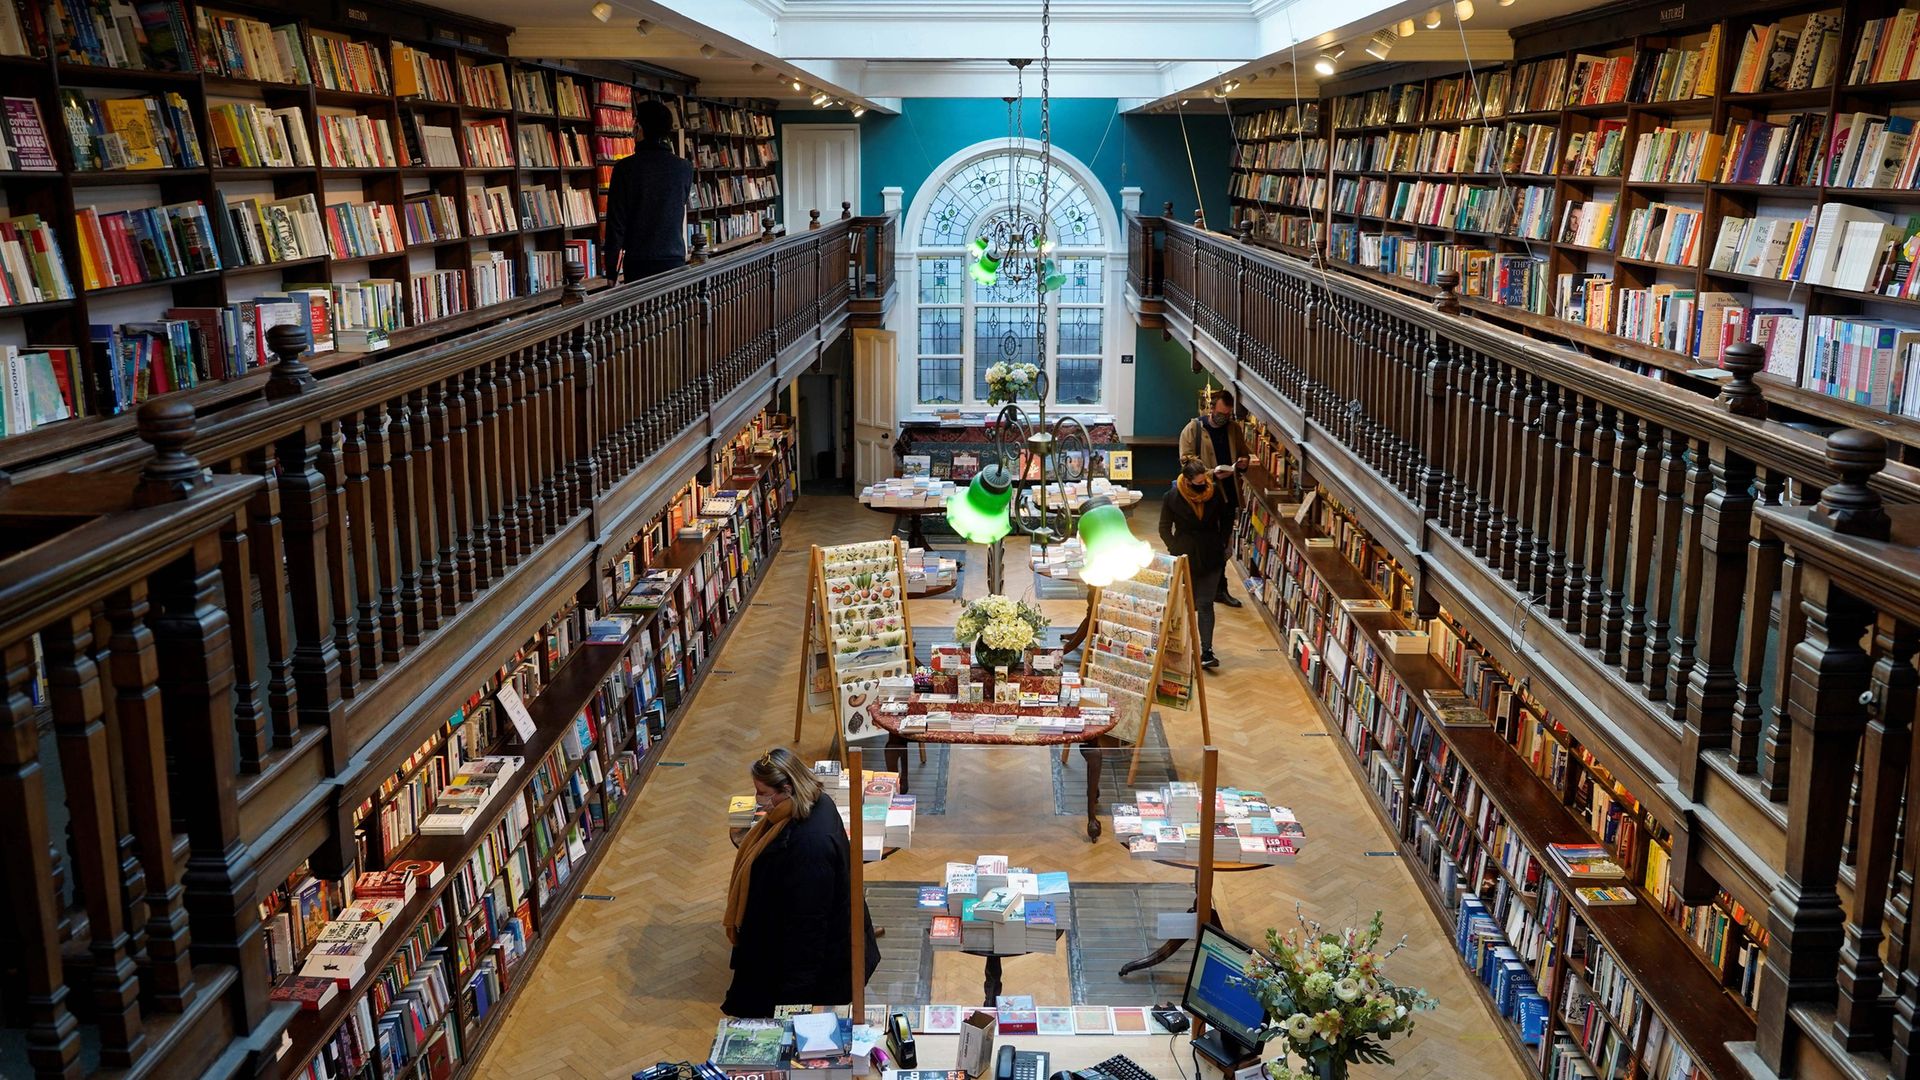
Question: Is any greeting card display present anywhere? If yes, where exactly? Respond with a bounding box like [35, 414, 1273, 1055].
[795, 539, 916, 745]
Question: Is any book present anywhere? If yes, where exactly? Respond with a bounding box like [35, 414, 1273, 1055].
[268, 975, 340, 1011]
[1576, 886, 1639, 906]
[1548, 843, 1628, 880]
[711, 1018, 788, 1066]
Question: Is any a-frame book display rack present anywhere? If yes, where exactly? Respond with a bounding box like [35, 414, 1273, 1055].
[1079, 551, 1212, 759]
[792, 538, 916, 747]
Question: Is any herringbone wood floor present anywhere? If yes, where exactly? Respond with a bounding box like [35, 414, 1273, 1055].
[472, 497, 1527, 1080]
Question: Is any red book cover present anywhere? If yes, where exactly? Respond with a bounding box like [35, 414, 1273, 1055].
[268, 975, 341, 1011]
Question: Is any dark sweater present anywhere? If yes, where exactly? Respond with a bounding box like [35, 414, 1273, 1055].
[722, 793, 881, 1017]
[1159, 484, 1232, 574]
[604, 141, 694, 279]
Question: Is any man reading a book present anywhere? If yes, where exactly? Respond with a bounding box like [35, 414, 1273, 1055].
[723, 748, 880, 1016]
[604, 99, 694, 282]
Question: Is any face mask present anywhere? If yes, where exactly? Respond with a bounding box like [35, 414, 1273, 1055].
[1206, 412, 1228, 428]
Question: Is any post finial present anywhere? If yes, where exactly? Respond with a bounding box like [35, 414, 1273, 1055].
[841, 200, 853, 220]
[1193, 208, 1205, 229]
[809, 208, 822, 230]
[1716, 341, 1767, 419]
[1816, 429, 1892, 539]
[264, 324, 316, 400]
[690, 231, 709, 264]
[1433, 270, 1461, 315]
[1236, 217, 1254, 243]
[562, 256, 588, 305]
[134, 399, 205, 506]
[1163, 201, 1174, 218]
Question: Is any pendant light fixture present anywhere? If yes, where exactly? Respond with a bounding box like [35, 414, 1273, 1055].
[1077, 498, 1154, 587]
[944, 466, 1016, 543]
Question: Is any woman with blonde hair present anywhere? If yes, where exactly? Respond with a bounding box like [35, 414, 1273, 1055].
[722, 747, 880, 1016]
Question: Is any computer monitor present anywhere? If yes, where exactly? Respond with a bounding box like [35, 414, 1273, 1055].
[1182, 924, 1269, 1063]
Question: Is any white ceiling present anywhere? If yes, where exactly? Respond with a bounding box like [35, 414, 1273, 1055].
[460, 0, 1606, 111]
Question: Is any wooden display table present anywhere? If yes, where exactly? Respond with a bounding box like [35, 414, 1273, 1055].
[856, 498, 948, 550]
[871, 708, 1119, 841]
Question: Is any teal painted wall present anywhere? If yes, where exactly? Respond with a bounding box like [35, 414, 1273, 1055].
[778, 100, 1230, 439]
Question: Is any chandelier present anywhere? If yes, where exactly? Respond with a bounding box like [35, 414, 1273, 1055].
[945, 0, 1151, 591]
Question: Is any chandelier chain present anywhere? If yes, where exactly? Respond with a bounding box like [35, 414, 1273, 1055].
[1037, 0, 1051, 375]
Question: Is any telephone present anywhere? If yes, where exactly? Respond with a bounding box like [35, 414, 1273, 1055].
[994, 1045, 1049, 1080]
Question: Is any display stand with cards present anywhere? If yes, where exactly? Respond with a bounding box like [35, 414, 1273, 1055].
[793, 539, 919, 749]
[1080, 553, 1212, 774]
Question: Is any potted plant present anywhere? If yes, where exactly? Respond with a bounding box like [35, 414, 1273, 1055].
[954, 594, 1049, 671]
[1245, 908, 1437, 1080]
[984, 361, 1040, 406]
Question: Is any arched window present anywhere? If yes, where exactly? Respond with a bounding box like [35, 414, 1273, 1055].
[911, 147, 1112, 407]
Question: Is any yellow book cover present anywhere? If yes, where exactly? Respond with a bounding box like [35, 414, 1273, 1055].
[103, 98, 163, 170]
[391, 44, 421, 97]
[1697, 23, 1722, 98]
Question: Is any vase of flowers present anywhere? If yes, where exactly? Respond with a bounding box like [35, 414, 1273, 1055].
[954, 594, 1049, 671]
[1245, 908, 1437, 1080]
[984, 361, 1040, 406]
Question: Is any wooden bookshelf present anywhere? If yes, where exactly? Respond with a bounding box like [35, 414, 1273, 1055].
[1232, 458, 1755, 1080]
[1221, 1, 1920, 457]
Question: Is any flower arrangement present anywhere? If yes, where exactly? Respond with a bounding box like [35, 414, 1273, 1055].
[954, 593, 1049, 669]
[1246, 908, 1437, 1080]
[984, 361, 1040, 405]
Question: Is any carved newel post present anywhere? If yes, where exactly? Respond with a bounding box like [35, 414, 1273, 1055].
[263, 323, 315, 401]
[809, 209, 822, 230]
[134, 399, 205, 507]
[1433, 270, 1461, 315]
[1717, 341, 1768, 419]
[561, 257, 587, 306]
[1236, 217, 1253, 243]
[761, 212, 777, 242]
[841, 200, 852, 220]
[1815, 429, 1892, 540]
[689, 232, 709, 265]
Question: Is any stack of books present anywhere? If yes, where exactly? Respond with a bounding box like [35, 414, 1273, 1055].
[418, 755, 523, 836]
[1547, 842, 1629, 881]
[726, 794, 759, 830]
[1115, 784, 1307, 864]
[858, 476, 956, 508]
[928, 857, 1070, 955]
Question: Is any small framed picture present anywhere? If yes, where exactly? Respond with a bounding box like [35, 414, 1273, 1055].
[1107, 450, 1134, 480]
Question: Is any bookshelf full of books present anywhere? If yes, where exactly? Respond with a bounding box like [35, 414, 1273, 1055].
[268, 406, 796, 1079]
[0, 0, 778, 459]
[1228, 455, 1757, 1080]
[1222, 3, 1920, 458]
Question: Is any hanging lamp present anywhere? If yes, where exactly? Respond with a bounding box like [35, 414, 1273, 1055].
[1076, 497, 1153, 587]
[945, 465, 1017, 543]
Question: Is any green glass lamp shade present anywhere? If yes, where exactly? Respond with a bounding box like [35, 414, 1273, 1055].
[968, 250, 1001, 286]
[969, 236, 990, 257]
[1039, 258, 1067, 293]
[1077, 496, 1153, 586]
[944, 464, 1015, 544]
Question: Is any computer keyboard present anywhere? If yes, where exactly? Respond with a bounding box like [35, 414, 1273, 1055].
[1093, 1054, 1160, 1080]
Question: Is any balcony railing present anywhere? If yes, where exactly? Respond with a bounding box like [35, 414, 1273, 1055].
[0, 211, 892, 1079]
[1129, 211, 1920, 1079]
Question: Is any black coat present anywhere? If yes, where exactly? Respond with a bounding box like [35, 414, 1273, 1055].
[604, 141, 694, 277]
[722, 793, 881, 1017]
[1159, 484, 1232, 575]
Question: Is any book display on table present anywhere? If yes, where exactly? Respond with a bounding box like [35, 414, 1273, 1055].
[919, 855, 1074, 956]
[0, 1, 781, 453]
[1113, 782, 1306, 865]
[1227, 467, 1756, 1079]
[1253, 4, 1920, 455]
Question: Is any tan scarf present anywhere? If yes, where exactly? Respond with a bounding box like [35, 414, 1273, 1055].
[1178, 472, 1216, 521]
[724, 798, 795, 944]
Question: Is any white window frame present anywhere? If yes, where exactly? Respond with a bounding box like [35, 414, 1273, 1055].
[892, 140, 1131, 433]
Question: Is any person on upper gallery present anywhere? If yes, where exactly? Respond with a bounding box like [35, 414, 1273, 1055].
[1160, 460, 1231, 671]
[1178, 388, 1252, 609]
[722, 747, 880, 1018]
[604, 98, 695, 283]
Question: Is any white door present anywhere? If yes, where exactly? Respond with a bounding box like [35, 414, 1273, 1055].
[783, 125, 861, 226]
[852, 329, 897, 487]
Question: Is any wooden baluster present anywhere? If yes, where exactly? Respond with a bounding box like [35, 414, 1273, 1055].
[512, 350, 538, 547]
[388, 394, 424, 645]
[276, 413, 347, 764]
[1580, 404, 1616, 649]
[1835, 617, 1917, 1048]
[495, 354, 524, 566]
[1621, 421, 1662, 682]
[1681, 440, 1755, 749]
[1526, 381, 1557, 596]
[479, 361, 509, 575]
[1479, 360, 1509, 567]
[44, 612, 144, 1065]
[528, 341, 556, 540]
[218, 478, 267, 772]
[1757, 561, 1877, 1070]
[408, 388, 443, 628]
[573, 319, 600, 506]
[1502, 368, 1528, 586]
[152, 533, 273, 1037]
[85, 602, 146, 994]
[244, 445, 296, 747]
[1665, 438, 1709, 718]
[424, 381, 458, 612]
[1417, 334, 1450, 526]
[1730, 470, 1786, 770]
[445, 371, 477, 603]
[341, 414, 382, 682]
[317, 415, 357, 698]
[1600, 413, 1639, 665]
[462, 370, 493, 591]
[0, 640, 80, 1078]
[105, 584, 194, 1011]
[1644, 430, 1685, 699]
[1762, 546, 1807, 799]
[1561, 396, 1595, 632]
[1446, 350, 1476, 536]
[363, 404, 405, 663]
[552, 334, 577, 521]
[1891, 716, 1920, 1074]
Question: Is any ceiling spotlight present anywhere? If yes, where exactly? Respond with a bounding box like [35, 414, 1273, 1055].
[1222, 79, 1241, 92]
[1264, 66, 1278, 78]
[1455, 0, 1475, 18]
[1499, 0, 1515, 5]
[751, 63, 764, 73]
[1424, 7, 1443, 27]
[1313, 51, 1338, 75]
[634, 18, 649, 33]
[1397, 18, 1417, 35]
[1367, 30, 1395, 59]
[590, 1, 612, 22]
[811, 91, 830, 106]
[792, 79, 804, 91]
[700, 44, 717, 58]
[852, 105, 866, 117]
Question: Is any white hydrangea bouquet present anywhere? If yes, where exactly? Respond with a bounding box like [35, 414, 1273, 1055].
[1245, 908, 1437, 1080]
[984, 361, 1040, 405]
[954, 593, 1049, 669]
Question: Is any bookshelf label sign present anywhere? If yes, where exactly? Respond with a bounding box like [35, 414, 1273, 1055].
[1658, 4, 1684, 21]
[343, 5, 370, 22]
[498, 685, 538, 742]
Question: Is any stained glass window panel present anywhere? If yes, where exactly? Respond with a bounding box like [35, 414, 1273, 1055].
[1055, 356, 1102, 405]
[919, 257, 960, 304]
[919, 357, 963, 405]
[972, 306, 1040, 400]
[1059, 258, 1103, 304]
[1058, 308, 1103, 356]
[919, 307, 961, 356]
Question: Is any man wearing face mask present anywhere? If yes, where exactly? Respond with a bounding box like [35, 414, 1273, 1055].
[1178, 388, 1252, 608]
